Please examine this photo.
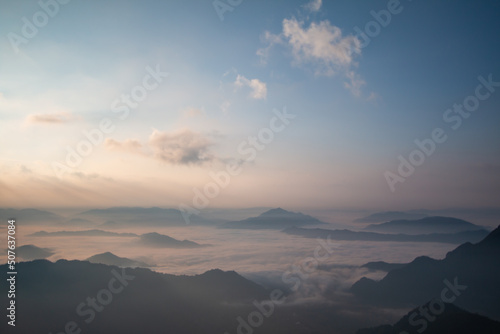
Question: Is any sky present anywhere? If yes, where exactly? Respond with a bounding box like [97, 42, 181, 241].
[1, 0, 499, 211]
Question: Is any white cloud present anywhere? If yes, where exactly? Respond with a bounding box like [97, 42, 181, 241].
[257, 16, 365, 97]
[26, 112, 79, 124]
[282, 18, 361, 76]
[304, 0, 322, 12]
[234, 74, 267, 99]
[149, 129, 214, 165]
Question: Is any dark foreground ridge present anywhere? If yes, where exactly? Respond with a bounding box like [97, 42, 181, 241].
[351, 225, 500, 321]
[356, 302, 500, 334]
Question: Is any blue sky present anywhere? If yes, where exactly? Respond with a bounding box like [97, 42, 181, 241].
[1, 0, 499, 211]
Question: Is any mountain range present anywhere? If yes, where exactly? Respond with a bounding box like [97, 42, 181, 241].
[283, 226, 489, 244]
[221, 208, 326, 229]
[76, 206, 213, 226]
[356, 302, 500, 334]
[86, 252, 154, 268]
[351, 225, 500, 321]
[363, 216, 487, 235]
[0, 208, 63, 224]
[354, 211, 428, 223]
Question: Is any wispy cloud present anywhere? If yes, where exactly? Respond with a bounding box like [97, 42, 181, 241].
[26, 112, 79, 124]
[257, 16, 364, 96]
[304, 0, 322, 13]
[344, 71, 366, 97]
[234, 74, 267, 99]
[105, 129, 216, 166]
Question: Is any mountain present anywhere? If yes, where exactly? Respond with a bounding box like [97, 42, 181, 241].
[283, 226, 489, 244]
[356, 302, 500, 334]
[221, 208, 326, 229]
[364, 216, 487, 235]
[351, 225, 500, 320]
[137, 232, 203, 248]
[86, 252, 153, 268]
[0, 259, 389, 334]
[361, 261, 407, 272]
[16, 245, 54, 261]
[30, 229, 138, 237]
[354, 211, 428, 223]
[0, 260, 270, 334]
[77, 206, 214, 226]
[0, 208, 63, 224]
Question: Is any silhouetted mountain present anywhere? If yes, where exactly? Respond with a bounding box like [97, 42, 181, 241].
[364, 216, 486, 235]
[354, 211, 427, 223]
[221, 208, 326, 229]
[356, 302, 500, 334]
[0, 208, 63, 224]
[283, 226, 489, 244]
[0, 260, 268, 333]
[0, 259, 385, 334]
[137, 232, 203, 248]
[17, 245, 54, 261]
[361, 261, 407, 272]
[77, 206, 214, 226]
[86, 252, 153, 268]
[30, 229, 138, 237]
[351, 225, 500, 320]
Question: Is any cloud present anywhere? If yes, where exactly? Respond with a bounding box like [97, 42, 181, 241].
[282, 18, 361, 76]
[149, 129, 215, 165]
[105, 129, 215, 166]
[304, 0, 322, 12]
[234, 75, 267, 99]
[26, 112, 79, 124]
[258, 16, 365, 96]
[344, 71, 366, 97]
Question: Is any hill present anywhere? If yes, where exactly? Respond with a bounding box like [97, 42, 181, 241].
[350, 225, 500, 321]
[30, 229, 138, 237]
[283, 226, 489, 244]
[0, 208, 63, 224]
[364, 216, 487, 235]
[137, 232, 204, 248]
[76, 206, 213, 226]
[221, 208, 326, 229]
[354, 211, 427, 223]
[356, 302, 500, 334]
[86, 252, 153, 268]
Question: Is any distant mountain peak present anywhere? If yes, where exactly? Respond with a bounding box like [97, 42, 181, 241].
[260, 207, 291, 215]
[222, 208, 324, 230]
